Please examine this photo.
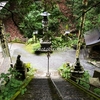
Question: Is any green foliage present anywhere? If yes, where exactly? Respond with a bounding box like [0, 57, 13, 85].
[84, 9, 100, 31]
[4, 78, 22, 96]
[58, 63, 71, 79]
[32, 43, 41, 51]
[18, 1, 68, 39]
[51, 34, 78, 49]
[59, 64, 100, 96]
[2, 0, 68, 40]
[27, 38, 34, 44]
[52, 37, 65, 49]
[79, 71, 91, 89]
[49, 5, 68, 33]
[64, 34, 78, 48]
[11, 37, 22, 43]
[25, 42, 41, 53]
[20, 88, 27, 95]
[0, 63, 35, 100]
[0, 67, 23, 100]
[19, 3, 42, 38]
[2, 0, 100, 39]
[51, 6, 61, 16]
[49, 18, 60, 32]
[24, 62, 37, 76]
[24, 63, 31, 69]
[93, 88, 100, 95]
[67, 0, 100, 32]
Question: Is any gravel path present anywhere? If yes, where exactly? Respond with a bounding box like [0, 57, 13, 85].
[10, 43, 100, 76]
[0, 43, 100, 77]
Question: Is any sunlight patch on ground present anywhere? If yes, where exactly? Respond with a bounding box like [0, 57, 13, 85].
[24, 43, 40, 53]
[24, 44, 34, 53]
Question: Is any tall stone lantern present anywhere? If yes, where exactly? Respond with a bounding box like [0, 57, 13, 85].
[40, 11, 52, 77]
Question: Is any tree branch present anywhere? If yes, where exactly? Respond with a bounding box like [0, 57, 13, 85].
[77, 1, 100, 20]
[0, 6, 19, 28]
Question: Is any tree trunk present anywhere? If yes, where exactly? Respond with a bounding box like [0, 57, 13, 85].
[75, 0, 88, 59]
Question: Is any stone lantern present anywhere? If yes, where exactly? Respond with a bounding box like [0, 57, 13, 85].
[40, 11, 51, 77]
[40, 11, 50, 41]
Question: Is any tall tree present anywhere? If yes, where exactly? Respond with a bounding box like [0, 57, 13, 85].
[76, 0, 88, 60]
[66, 0, 100, 31]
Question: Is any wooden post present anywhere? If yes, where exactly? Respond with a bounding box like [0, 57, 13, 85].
[0, 21, 11, 61]
[76, 0, 88, 59]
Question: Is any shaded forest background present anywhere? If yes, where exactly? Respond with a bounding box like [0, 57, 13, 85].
[0, 0, 100, 41]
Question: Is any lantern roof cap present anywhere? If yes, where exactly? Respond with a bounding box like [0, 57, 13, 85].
[41, 12, 50, 16]
[0, 1, 8, 10]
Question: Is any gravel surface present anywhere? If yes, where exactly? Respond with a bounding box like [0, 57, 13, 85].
[0, 43, 100, 76]
[10, 43, 100, 77]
